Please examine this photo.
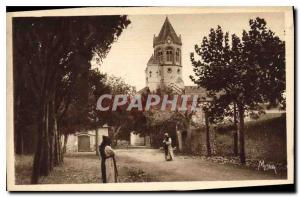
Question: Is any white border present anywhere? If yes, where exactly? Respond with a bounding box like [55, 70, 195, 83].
[5, 6, 294, 192]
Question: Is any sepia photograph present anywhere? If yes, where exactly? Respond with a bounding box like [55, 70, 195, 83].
[6, 7, 294, 191]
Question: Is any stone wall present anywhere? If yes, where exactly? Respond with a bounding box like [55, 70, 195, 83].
[130, 132, 151, 146]
[190, 127, 217, 155]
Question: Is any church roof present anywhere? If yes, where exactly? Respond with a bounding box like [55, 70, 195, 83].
[184, 86, 207, 98]
[154, 17, 182, 46]
[138, 86, 208, 96]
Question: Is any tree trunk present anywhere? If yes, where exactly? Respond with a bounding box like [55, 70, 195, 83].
[233, 102, 238, 156]
[31, 128, 43, 184]
[95, 128, 99, 156]
[41, 102, 51, 176]
[49, 124, 54, 171]
[14, 94, 22, 155]
[205, 112, 211, 157]
[31, 97, 63, 184]
[110, 127, 116, 147]
[31, 101, 51, 184]
[110, 126, 121, 147]
[238, 103, 246, 164]
[149, 133, 153, 147]
[16, 128, 24, 155]
[53, 115, 62, 165]
[49, 98, 63, 166]
[185, 122, 192, 153]
[20, 132, 24, 155]
[176, 130, 183, 152]
[49, 101, 55, 170]
[63, 133, 69, 154]
[175, 123, 183, 152]
[233, 102, 239, 156]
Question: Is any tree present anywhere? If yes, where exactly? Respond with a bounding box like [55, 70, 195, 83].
[190, 18, 285, 164]
[13, 15, 130, 183]
[143, 110, 174, 148]
[200, 101, 213, 157]
[96, 75, 137, 146]
[142, 97, 199, 153]
[173, 111, 196, 153]
[59, 69, 110, 156]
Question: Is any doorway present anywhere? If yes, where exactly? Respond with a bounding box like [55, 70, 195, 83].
[78, 135, 91, 152]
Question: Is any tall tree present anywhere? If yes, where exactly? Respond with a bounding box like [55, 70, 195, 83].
[13, 15, 130, 183]
[190, 18, 285, 164]
[95, 75, 137, 146]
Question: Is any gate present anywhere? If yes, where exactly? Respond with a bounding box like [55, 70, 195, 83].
[78, 135, 91, 152]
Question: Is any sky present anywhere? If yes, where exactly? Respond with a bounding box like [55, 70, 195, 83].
[96, 12, 285, 91]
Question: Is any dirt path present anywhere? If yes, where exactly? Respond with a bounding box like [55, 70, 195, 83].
[116, 148, 286, 182]
[15, 148, 286, 184]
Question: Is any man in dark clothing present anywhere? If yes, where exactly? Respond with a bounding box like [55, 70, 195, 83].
[99, 136, 110, 183]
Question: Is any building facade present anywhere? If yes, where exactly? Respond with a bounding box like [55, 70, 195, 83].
[64, 126, 109, 153]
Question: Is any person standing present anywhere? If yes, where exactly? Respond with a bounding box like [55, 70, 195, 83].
[99, 136, 118, 183]
[163, 133, 174, 161]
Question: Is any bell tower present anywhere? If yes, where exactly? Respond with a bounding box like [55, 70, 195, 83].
[145, 17, 184, 93]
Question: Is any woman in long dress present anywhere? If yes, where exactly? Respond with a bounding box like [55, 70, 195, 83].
[99, 136, 118, 183]
[163, 133, 174, 161]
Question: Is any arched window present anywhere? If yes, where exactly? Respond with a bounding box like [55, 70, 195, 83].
[166, 47, 173, 62]
[156, 48, 163, 62]
[176, 49, 180, 62]
[149, 71, 152, 77]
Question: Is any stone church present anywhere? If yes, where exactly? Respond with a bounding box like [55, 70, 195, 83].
[145, 17, 185, 93]
[132, 17, 209, 149]
[140, 17, 206, 97]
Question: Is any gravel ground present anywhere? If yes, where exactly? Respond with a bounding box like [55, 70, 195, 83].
[15, 148, 286, 185]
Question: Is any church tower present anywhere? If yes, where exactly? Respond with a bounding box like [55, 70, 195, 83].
[145, 17, 184, 93]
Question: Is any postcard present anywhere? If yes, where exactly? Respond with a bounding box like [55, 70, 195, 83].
[6, 6, 294, 191]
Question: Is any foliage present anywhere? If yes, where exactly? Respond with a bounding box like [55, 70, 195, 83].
[91, 75, 140, 143]
[13, 15, 130, 183]
[105, 75, 136, 95]
[190, 17, 285, 163]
